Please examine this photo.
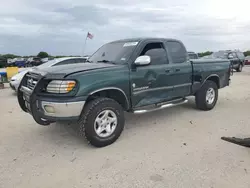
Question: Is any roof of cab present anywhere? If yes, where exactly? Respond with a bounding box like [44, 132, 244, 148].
[109, 37, 182, 43]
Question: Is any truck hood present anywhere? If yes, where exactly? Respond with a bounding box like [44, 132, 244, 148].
[30, 62, 120, 78]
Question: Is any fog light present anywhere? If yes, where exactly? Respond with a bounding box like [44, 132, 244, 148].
[44, 105, 55, 113]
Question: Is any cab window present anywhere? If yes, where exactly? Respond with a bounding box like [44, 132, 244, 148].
[139, 42, 169, 65]
[166, 41, 187, 63]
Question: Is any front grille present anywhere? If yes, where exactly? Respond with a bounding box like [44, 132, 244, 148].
[27, 78, 38, 90]
[25, 72, 41, 91]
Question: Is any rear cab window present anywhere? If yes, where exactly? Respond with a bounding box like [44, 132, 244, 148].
[166, 41, 187, 63]
[54, 59, 76, 66]
[75, 58, 86, 63]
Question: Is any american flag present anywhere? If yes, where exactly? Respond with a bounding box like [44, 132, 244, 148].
[87, 32, 94, 39]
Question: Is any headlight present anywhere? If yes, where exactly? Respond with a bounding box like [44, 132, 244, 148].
[46, 80, 76, 93]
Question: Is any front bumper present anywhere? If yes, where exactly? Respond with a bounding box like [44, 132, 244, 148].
[18, 85, 86, 125]
[9, 82, 16, 91]
[41, 100, 85, 118]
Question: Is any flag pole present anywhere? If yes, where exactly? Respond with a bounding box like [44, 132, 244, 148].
[82, 32, 88, 56]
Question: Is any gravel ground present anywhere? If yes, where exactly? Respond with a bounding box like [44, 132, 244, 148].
[1, 67, 250, 188]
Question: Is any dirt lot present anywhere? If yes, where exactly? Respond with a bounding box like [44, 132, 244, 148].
[1, 67, 250, 188]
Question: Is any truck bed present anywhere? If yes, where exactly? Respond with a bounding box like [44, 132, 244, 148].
[191, 59, 231, 93]
[192, 59, 230, 64]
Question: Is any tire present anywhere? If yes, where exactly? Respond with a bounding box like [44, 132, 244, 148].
[195, 80, 218, 111]
[78, 98, 125, 147]
[236, 64, 243, 72]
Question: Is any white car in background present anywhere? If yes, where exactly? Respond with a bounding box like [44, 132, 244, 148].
[9, 57, 87, 91]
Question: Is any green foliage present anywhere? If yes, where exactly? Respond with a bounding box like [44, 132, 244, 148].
[197, 51, 213, 57]
[37, 51, 49, 58]
[54, 56, 67, 58]
[243, 51, 250, 57]
[1, 54, 20, 59]
[0, 56, 7, 68]
[0, 54, 20, 68]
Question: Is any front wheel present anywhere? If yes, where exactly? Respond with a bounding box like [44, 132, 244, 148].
[195, 80, 218, 111]
[78, 98, 125, 147]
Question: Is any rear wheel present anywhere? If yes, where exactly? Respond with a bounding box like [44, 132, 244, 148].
[195, 80, 218, 111]
[236, 64, 243, 72]
[78, 98, 125, 147]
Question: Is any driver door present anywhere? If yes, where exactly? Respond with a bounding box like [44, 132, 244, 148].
[130, 42, 175, 108]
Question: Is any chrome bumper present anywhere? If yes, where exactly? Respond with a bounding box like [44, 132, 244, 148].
[41, 101, 85, 118]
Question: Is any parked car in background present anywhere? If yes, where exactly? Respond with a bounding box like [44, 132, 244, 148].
[25, 57, 43, 67]
[41, 57, 49, 63]
[6, 57, 26, 67]
[188, 52, 199, 59]
[245, 56, 250, 65]
[15, 58, 26, 67]
[41, 57, 54, 63]
[17, 37, 231, 147]
[10, 57, 87, 91]
[211, 50, 245, 72]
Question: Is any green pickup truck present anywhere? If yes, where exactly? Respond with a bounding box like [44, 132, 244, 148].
[18, 38, 231, 147]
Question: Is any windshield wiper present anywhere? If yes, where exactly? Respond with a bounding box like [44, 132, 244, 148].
[97, 60, 116, 64]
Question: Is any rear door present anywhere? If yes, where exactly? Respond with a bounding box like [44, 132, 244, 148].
[130, 41, 175, 108]
[165, 41, 192, 98]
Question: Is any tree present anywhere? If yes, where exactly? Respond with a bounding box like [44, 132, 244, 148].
[198, 51, 213, 57]
[37, 51, 49, 59]
[243, 51, 250, 57]
[1, 54, 19, 59]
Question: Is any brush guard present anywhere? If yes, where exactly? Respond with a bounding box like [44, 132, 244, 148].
[17, 73, 52, 126]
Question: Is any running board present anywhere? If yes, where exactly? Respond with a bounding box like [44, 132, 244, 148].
[133, 98, 188, 114]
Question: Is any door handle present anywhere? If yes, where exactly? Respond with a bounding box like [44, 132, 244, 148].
[175, 68, 180, 72]
[165, 69, 171, 73]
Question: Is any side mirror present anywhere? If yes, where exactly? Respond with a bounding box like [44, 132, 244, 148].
[134, 55, 151, 66]
[228, 54, 234, 59]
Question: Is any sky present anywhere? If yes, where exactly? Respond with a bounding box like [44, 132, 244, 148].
[1, 0, 250, 56]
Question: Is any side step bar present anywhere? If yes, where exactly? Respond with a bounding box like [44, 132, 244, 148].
[133, 98, 188, 114]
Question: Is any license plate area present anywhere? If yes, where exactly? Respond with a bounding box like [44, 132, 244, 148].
[23, 93, 31, 111]
[25, 101, 31, 111]
[24, 93, 30, 101]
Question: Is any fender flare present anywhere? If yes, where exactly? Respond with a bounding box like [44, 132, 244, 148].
[201, 74, 220, 88]
[89, 87, 130, 110]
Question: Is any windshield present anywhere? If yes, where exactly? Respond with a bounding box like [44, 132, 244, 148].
[212, 51, 229, 59]
[88, 41, 138, 63]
